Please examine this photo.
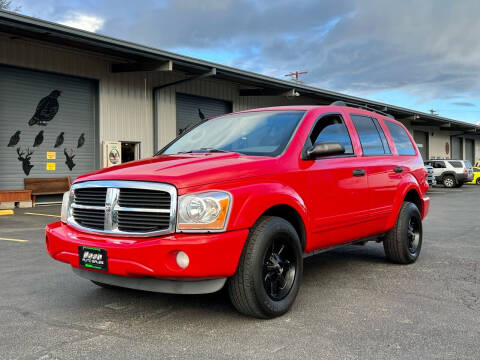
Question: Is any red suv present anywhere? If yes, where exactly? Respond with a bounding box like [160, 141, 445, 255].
[46, 103, 430, 318]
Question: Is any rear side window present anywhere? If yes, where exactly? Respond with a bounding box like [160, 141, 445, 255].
[351, 115, 389, 155]
[384, 121, 416, 155]
[449, 161, 463, 168]
[434, 161, 446, 169]
[310, 114, 354, 154]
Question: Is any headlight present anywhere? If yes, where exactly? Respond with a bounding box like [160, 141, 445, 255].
[61, 190, 72, 223]
[177, 191, 232, 231]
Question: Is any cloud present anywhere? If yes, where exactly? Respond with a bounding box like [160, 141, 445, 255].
[452, 102, 476, 107]
[20, 0, 480, 104]
[58, 11, 105, 32]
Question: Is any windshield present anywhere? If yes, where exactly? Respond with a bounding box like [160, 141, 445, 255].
[160, 110, 305, 157]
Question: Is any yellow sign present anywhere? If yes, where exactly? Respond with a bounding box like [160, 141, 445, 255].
[46, 151, 56, 160]
[46, 162, 56, 171]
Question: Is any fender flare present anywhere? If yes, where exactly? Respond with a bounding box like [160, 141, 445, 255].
[385, 174, 422, 230]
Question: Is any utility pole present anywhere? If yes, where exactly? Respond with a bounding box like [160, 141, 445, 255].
[429, 109, 438, 116]
[285, 71, 308, 84]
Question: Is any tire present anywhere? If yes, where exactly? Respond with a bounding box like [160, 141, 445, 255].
[228, 216, 303, 319]
[443, 175, 456, 188]
[476, 178, 480, 185]
[383, 202, 422, 264]
[91, 280, 120, 289]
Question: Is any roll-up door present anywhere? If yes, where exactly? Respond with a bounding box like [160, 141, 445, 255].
[176, 93, 232, 135]
[465, 139, 474, 163]
[0, 66, 97, 190]
[413, 130, 428, 160]
[451, 136, 463, 159]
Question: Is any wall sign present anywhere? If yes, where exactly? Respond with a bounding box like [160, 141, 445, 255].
[46, 151, 56, 160]
[46, 162, 56, 171]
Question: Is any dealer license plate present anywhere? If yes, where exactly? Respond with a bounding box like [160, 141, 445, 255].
[79, 246, 108, 271]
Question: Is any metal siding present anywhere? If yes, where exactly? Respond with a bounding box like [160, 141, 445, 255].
[0, 66, 96, 190]
[413, 130, 428, 161]
[451, 136, 463, 159]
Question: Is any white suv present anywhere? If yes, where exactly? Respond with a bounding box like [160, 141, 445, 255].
[424, 160, 474, 188]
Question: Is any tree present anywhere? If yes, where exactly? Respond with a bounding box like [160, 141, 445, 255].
[0, 0, 21, 11]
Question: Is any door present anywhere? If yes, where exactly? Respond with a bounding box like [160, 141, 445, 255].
[465, 139, 474, 163]
[176, 93, 232, 135]
[0, 66, 96, 190]
[413, 130, 429, 161]
[303, 113, 370, 250]
[451, 136, 463, 159]
[350, 115, 400, 235]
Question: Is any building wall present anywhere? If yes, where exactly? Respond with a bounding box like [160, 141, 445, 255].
[1, 32, 478, 164]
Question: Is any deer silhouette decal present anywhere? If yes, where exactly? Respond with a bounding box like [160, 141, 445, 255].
[64, 148, 76, 171]
[17, 147, 34, 176]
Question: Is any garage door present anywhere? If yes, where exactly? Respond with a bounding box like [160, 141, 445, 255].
[465, 139, 474, 163]
[176, 93, 232, 135]
[413, 131, 428, 160]
[451, 136, 463, 159]
[0, 66, 96, 190]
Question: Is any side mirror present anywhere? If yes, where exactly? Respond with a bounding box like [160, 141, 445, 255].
[304, 142, 345, 160]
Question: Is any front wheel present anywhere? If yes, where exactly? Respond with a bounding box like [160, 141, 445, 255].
[228, 216, 303, 318]
[383, 202, 423, 264]
[476, 178, 480, 185]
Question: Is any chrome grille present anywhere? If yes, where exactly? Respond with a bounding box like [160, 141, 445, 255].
[74, 188, 107, 206]
[118, 188, 171, 209]
[68, 181, 177, 237]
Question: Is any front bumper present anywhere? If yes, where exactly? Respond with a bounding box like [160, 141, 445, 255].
[46, 222, 249, 291]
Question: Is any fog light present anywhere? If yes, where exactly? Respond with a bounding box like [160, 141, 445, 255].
[176, 251, 189, 269]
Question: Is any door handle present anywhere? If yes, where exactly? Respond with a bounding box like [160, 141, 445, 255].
[353, 169, 366, 177]
[394, 166, 404, 173]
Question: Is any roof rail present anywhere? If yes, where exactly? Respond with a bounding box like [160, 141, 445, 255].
[330, 100, 395, 119]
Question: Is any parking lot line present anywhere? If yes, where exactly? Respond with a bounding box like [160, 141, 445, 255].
[0, 210, 14, 216]
[25, 212, 61, 218]
[0, 237, 29, 243]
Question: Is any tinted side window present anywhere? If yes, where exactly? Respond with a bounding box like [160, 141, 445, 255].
[310, 114, 353, 154]
[434, 161, 446, 168]
[351, 115, 387, 155]
[372, 118, 391, 154]
[384, 121, 416, 155]
[448, 161, 463, 168]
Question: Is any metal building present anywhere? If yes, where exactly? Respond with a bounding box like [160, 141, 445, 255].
[1, 10, 479, 192]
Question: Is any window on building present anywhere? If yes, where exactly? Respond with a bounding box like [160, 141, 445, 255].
[384, 121, 416, 155]
[351, 115, 388, 156]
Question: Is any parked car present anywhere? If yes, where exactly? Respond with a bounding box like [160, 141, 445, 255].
[424, 159, 473, 188]
[467, 167, 480, 185]
[424, 165, 436, 186]
[46, 103, 430, 318]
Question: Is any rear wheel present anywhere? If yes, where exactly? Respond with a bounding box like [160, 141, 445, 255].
[443, 175, 456, 188]
[383, 202, 422, 264]
[228, 216, 303, 318]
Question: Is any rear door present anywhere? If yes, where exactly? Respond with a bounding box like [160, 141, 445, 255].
[349, 114, 398, 235]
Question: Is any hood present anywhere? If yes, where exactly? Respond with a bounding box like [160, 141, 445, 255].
[75, 153, 278, 189]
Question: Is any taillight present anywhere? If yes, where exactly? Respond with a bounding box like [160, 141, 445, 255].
[464, 168, 467, 174]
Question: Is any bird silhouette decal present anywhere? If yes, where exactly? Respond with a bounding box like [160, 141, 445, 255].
[64, 149, 76, 171]
[33, 130, 44, 147]
[77, 133, 85, 148]
[28, 90, 61, 126]
[17, 147, 34, 176]
[198, 108, 206, 120]
[54, 132, 64, 148]
[7, 130, 21, 147]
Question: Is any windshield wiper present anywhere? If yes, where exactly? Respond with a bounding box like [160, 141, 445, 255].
[179, 148, 230, 154]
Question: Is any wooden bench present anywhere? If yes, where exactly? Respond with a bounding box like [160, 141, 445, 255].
[24, 177, 71, 206]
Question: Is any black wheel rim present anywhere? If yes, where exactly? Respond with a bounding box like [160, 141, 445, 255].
[407, 217, 420, 254]
[262, 237, 296, 301]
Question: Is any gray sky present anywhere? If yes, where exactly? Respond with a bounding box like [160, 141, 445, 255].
[11, 0, 480, 123]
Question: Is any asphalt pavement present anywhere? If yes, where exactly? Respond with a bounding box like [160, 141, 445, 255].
[0, 185, 479, 359]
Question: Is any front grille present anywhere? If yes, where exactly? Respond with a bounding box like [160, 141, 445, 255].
[74, 188, 107, 206]
[72, 208, 105, 230]
[69, 181, 176, 236]
[118, 188, 170, 209]
[117, 210, 171, 232]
